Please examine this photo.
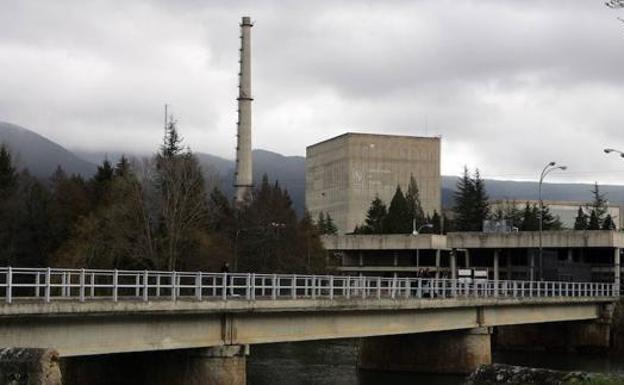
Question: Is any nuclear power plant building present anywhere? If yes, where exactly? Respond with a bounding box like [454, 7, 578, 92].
[306, 133, 441, 234]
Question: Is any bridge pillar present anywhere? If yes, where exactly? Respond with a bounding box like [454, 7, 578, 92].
[496, 306, 614, 353]
[358, 327, 492, 374]
[145, 345, 248, 385]
[62, 346, 248, 385]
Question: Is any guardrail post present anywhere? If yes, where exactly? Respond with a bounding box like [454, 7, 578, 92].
[79, 268, 85, 302]
[362, 276, 366, 299]
[35, 272, 40, 298]
[113, 269, 118, 303]
[6, 267, 12, 304]
[195, 272, 202, 301]
[45, 267, 51, 303]
[251, 273, 256, 300]
[222, 273, 227, 301]
[377, 277, 381, 299]
[246, 273, 251, 300]
[135, 273, 140, 297]
[171, 272, 176, 301]
[143, 270, 149, 302]
[272, 274, 278, 300]
[291, 274, 297, 300]
[90, 272, 95, 298]
[329, 275, 334, 300]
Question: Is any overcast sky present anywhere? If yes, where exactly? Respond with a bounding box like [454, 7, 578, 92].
[1, 0, 624, 183]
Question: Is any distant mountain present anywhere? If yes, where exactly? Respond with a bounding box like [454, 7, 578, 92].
[4, 120, 624, 213]
[0, 121, 97, 178]
[195, 149, 306, 215]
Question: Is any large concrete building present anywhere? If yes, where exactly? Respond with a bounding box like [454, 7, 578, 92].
[306, 133, 441, 234]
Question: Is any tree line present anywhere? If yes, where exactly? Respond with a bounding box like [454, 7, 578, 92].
[355, 167, 618, 234]
[0, 120, 329, 273]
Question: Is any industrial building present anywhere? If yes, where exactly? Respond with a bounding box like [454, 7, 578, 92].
[306, 133, 441, 234]
[490, 199, 622, 230]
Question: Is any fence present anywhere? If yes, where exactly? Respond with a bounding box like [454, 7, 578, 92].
[0, 267, 615, 304]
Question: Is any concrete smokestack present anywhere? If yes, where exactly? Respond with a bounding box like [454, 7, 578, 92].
[234, 16, 253, 205]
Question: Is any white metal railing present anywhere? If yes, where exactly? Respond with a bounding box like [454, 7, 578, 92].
[0, 267, 616, 304]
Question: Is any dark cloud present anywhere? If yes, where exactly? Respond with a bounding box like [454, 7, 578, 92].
[1, 0, 624, 184]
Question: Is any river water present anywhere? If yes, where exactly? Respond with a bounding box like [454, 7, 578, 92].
[248, 339, 624, 385]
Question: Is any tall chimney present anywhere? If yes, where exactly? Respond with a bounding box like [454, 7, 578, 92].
[234, 16, 253, 206]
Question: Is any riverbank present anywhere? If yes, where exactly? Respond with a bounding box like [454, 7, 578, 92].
[466, 364, 624, 385]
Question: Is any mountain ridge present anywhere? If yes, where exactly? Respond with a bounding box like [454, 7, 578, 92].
[3, 121, 624, 215]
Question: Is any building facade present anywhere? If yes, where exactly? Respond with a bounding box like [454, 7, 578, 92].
[306, 133, 441, 234]
[490, 199, 622, 230]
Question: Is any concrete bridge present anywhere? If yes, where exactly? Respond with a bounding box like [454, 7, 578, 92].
[0, 267, 618, 385]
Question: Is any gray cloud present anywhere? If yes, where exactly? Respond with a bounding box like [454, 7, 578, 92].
[1, 0, 624, 184]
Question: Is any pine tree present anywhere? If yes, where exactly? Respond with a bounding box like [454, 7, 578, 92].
[573, 206, 589, 230]
[588, 209, 601, 230]
[0, 144, 17, 198]
[324, 213, 338, 235]
[405, 175, 426, 229]
[384, 185, 411, 233]
[429, 211, 442, 234]
[520, 203, 540, 231]
[453, 166, 474, 231]
[540, 205, 562, 231]
[471, 169, 490, 230]
[587, 182, 608, 229]
[359, 196, 387, 234]
[603, 214, 616, 230]
[317, 212, 327, 233]
[453, 167, 490, 231]
[114, 155, 131, 177]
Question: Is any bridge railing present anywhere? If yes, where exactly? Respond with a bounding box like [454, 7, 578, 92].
[0, 267, 615, 304]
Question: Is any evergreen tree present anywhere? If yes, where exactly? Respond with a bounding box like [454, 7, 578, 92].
[588, 209, 601, 230]
[453, 167, 490, 231]
[520, 203, 540, 231]
[573, 206, 589, 230]
[405, 175, 426, 229]
[324, 213, 338, 235]
[317, 212, 327, 233]
[453, 167, 474, 231]
[0, 144, 17, 197]
[471, 169, 490, 229]
[429, 210, 442, 234]
[540, 205, 563, 230]
[587, 182, 608, 229]
[384, 185, 411, 233]
[603, 214, 616, 230]
[357, 196, 387, 234]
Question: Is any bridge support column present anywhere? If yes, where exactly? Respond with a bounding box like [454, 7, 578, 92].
[145, 345, 248, 385]
[358, 328, 492, 374]
[496, 306, 614, 353]
[62, 346, 248, 385]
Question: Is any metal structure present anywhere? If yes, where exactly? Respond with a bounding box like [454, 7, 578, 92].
[538, 162, 567, 281]
[234, 16, 254, 206]
[0, 267, 614, 304]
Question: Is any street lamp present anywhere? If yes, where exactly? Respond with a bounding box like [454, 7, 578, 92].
[412, 222, 433, 235]
[604, 148, 624, 158]
[538, 162, 567, 281]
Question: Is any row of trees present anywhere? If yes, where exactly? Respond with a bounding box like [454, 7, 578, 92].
[573, 183, 616, 230]
[355, 167, 620, 234]
[0, 120, 329, 272]
[354, 175, 444, 234]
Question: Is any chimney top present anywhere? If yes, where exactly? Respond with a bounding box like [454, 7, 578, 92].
[241, 16, 253, 26]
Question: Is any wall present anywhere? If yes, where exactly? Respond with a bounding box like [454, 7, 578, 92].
[306, 133, 441, 234]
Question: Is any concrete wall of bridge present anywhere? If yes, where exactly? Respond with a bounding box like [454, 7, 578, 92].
[0, 298, 609, 357]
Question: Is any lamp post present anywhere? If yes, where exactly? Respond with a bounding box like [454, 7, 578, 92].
[604, 148, 624, 158]
[538, 162, 567, 281]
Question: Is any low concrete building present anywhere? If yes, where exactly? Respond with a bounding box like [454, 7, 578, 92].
[306, 133, 441, 234]
[324, 234, 449, 277]
[323, 230, 623, 289]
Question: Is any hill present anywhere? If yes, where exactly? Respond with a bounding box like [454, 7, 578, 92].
[0, 121, 96, 178]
